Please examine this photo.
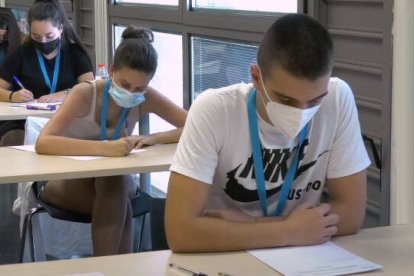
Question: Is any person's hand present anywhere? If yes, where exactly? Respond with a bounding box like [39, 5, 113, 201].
[101, 137, 136, 157]
[10, 89, 34, 102]
[205, 208, 257, 223]
[130, 134, 158, 149]
[37, 92, 65, 103]
[284, 202, 339, 246]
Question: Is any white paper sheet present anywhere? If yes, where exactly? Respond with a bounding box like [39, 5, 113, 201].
[249, 241, 382, 276]
[9, 145, 145, 160]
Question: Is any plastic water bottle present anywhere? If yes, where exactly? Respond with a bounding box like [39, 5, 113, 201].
[95, 64, 109, 80]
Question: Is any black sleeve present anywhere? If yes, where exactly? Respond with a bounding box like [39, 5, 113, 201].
[70, 44, 94, 78]
[0, 45, 23, 84]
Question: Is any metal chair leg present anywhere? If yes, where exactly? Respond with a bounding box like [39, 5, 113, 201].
[27, 207, 46, 262]
[138, 214, 146, 252]
[19, 212, 30, 263]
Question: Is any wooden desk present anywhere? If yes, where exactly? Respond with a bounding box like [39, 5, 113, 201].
[0, 102, 55, 121]
[0, 224, 412, 275]
[0, 143, 176, 184]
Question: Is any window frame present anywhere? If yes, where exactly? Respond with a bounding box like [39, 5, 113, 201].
[108, 0, 303, 109]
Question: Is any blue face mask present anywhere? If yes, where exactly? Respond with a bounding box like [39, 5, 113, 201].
[108, 80, 146, 108]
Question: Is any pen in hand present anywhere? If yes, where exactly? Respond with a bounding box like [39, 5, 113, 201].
[12, 75, 34, 102]
[13, 75, 25, 89]
[169, 262, 208, 276]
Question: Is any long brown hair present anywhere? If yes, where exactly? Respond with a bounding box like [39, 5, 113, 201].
[0, 8, 21, 56]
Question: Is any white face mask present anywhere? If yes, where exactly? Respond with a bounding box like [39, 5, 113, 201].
[259, 74, 320, 140]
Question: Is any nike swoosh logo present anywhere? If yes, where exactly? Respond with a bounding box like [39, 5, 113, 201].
[224, 165, 282, 202]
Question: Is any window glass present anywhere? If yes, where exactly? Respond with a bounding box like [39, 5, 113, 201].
[115, 0, 178, 6]
[191, 37, 258, 100]
[11, 9, 28, 35]
[114, 25, 183, 194]
[191, 0, 297, 13]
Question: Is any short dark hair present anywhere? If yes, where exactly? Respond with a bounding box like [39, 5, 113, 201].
[112, 25, 158, 77]
[257, 14, 333, 80]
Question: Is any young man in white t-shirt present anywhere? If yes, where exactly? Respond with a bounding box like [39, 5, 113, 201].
[165, 13, 370, 252]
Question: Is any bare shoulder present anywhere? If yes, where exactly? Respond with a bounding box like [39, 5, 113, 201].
[72, 81, 95, 95]
[142, 86, 177, 107]
[61, 81, 96, 116]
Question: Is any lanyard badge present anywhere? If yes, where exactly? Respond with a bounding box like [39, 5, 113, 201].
[247, 88, 309, 216]
[100, 79, 129, 140]
[36, 49, 61, 94]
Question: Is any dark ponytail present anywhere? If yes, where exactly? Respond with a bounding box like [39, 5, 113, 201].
[28, 0, 92, 68]
[112, 25, 157, 77]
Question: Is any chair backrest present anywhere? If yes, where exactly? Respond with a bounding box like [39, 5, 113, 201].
[149, 197, 168, 250]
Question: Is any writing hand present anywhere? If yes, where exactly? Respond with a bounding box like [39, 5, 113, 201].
[101, 137, 135, 157]
[11, 89, 34, 102]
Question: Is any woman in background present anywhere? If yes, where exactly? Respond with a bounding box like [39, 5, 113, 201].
[35, 25, 187, 256]
[0, 0, 94, 146]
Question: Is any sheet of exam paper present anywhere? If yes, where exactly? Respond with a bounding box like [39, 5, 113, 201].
[248, 241, 382, 276]
[9, 145, 145, 161]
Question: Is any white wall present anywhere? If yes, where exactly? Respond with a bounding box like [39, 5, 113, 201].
[94, 0, 109, 67]
[391, 0, 414, 224]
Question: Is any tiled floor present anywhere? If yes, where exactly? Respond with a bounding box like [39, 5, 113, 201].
[0, 184, 21, 265]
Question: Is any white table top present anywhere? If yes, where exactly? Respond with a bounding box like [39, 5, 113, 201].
[0, 102, 55, 121]
[0, 224, 412, 275]
[0, 143, 176, 184]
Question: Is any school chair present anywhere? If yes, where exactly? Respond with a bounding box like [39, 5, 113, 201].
[148, 196, 168, 251]
[19, 182, 151, 262]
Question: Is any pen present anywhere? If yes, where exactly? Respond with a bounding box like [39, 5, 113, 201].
[169, 262, 208, 276]
[26, 104, 56, 111]
[13, 75, 25, 89]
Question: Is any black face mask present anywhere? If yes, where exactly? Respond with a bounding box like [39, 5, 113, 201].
[33, 37, 60, 55]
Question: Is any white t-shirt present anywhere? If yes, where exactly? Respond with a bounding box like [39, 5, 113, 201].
[170, 78, 371, 217]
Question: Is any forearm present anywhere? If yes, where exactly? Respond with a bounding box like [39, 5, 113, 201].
[35, 135, 104, 156]
[0, 87, 12, 102]
[166, 173, 338, 252]
[327, 171, 367, 236]
[150, 127, 183, 144]
[330, 200, 365, 236]
[166, 214, 290, 253]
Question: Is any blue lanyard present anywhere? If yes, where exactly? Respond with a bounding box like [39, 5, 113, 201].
[36, 49, 61, 94]
[247, 88, 309, 216]
[100, 79, 129, 140]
